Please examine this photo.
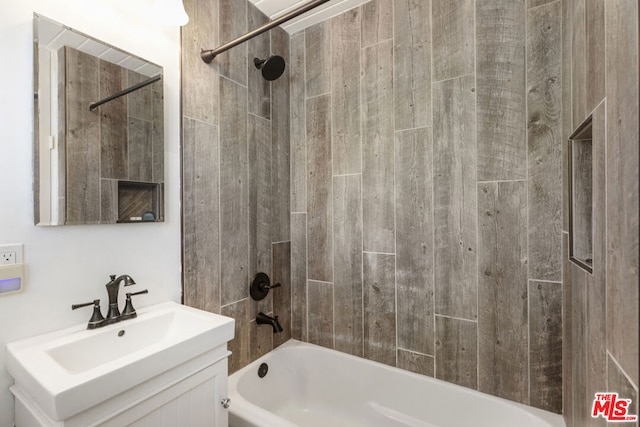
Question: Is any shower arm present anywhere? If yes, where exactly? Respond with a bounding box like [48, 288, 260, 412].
[200, 0, 331, 64]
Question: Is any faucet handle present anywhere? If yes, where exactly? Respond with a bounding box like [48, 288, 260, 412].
[122, 289, 148, 319]
[72, 299, 105, 329]
[109, 274, 116, 281]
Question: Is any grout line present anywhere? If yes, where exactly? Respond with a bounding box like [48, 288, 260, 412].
[359, 6, 365, 358]
[397, 347, 435, 357]
[329, 19, 336, 351]
[473, 0, 479, 392]
[431, 71, 476, 85]
[524, 1, 531, 405]
[434, 313, 478, 324]
[302, 28, 310, 344]
[221, 297, 249, 310]
[332, 173, 362, 178]
[477, 179, 528, 184]
[607, 350, 639, 392]
[526, 0, 561, 13]
[363, 250, 396, 256]
[429, 0, 437, 379]
[529, 279, 563, 284]
[307, 279, 334, 285]
[391, 0, 398, 368]
[394, 125, 433, 134]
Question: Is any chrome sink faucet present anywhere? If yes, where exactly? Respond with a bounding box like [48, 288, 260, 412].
[104, 274, 136, 325]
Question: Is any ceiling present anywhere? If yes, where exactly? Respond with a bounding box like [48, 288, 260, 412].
[249, 0, 369, 34]
[36, 15, 162, 77]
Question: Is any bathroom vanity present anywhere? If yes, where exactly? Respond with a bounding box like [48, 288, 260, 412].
[6, 302, 234, 426]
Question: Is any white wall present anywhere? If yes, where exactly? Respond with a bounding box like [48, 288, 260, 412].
[0, 0, 182, 424]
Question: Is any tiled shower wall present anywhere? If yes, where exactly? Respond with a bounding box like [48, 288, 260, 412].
[180, 0, 292, 372]
[290, 0, 564, 412]
[561, 0, 639, 426]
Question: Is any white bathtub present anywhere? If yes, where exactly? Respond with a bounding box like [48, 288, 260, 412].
[228, 340, 565, 427]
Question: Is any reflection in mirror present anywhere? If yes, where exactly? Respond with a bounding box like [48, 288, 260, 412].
[34, 14, 164, 226]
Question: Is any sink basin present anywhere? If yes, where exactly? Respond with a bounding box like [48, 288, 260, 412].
[6, 301, 234, 421]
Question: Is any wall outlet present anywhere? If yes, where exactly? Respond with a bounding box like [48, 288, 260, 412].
[1, 252, 16, 264]
[0, 244, 23, 265]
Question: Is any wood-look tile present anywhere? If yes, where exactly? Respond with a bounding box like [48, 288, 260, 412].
[571, 139, 593, 259]
[151, 86, 163, 184]
[585, 0, 605, 113]
[99, 59, 128, 180]
[605, 0, 639, 385]
[393, 0, 431, 131]
[476, 0, 526, 181]
[526, 2, 562, 282]
[527, 0, 556, 8]
[306, 95, 333, 282]
[221, 299, 250, 374]
[395, 128, 434, 355]
[291, 214, 308, 341]
[182, 0, 219, 124]
[432, 0, 474, 81]
[127, 70, 154, 122]
[363, 253, 396, 367]
[333, 175, 363, 357]
[572, 0, 587, 127]
[586, 103, 606, 420]
[305, 21, 330, 98]
[308, 280, 334, 349]
[433, 75, 477, 320]
[561, 0, 573, 233]
[220, 77, 249, 305]
[290, 33, 307, 213]
[572, 266, 588, 427]
[477, 181, 528, 403]
[362, 40, 395, 254]
[331, 9, 361, 175]
[271, 27, 291, 243]
[273, 241, 292, 348]
[397, 349, 434, 378]
[562, 233, 574, 427]
[248, 4, 270, 119]
[128, 117, 153, 182]
[607, 354, 638, 420]
[248, 114, 273, 316]
[182, 117, 220, 313]
[361, 0, 393, 48]
[100, 179, 118, 224]
[64, 47, 101, 224]
[435, 316, 478, 389]
[218, 0, 247, 85]
[529, 280, 563, 413]
[250, 318, 273, 362]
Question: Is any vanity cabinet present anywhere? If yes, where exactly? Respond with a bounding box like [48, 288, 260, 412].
[12, 345, 230, 427]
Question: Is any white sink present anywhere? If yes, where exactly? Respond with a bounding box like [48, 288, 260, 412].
[6, 301, 234, 421]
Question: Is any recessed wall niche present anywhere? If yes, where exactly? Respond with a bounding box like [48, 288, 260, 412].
[568, 116, 594, 273]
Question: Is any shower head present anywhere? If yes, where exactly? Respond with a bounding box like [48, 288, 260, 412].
[254, 55, 286, 81]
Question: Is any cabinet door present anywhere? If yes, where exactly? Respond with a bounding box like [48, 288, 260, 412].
[103, 359, 230, 427]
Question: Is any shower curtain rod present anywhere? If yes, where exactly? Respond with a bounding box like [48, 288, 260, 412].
[200, 0, 331, 63]
[89, 75, 161, 111]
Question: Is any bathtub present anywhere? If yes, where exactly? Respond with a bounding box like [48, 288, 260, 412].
[228, 340, 565, 427]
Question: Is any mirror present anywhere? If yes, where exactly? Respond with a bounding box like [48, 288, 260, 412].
[33, 14, 164, 226]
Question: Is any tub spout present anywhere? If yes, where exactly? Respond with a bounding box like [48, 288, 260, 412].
[256, 312, 283, 333]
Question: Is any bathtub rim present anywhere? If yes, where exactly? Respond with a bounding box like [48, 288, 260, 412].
[228, 339, 565, 427]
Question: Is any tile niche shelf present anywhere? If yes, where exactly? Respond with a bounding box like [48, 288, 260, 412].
[117, 181, 163, 223]
[568, 115, 593, 274]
